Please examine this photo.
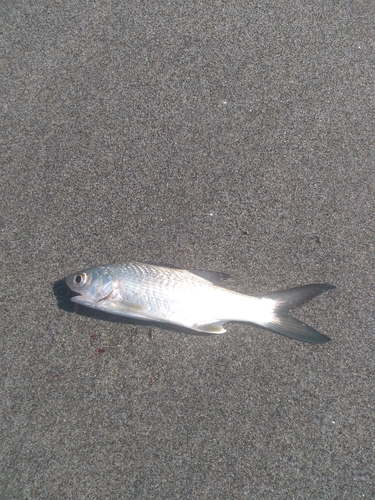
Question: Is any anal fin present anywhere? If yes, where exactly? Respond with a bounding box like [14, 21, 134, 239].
[191, 323, 227, 334]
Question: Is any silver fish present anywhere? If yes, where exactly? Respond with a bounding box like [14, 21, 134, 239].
[65, 262, 335, 343]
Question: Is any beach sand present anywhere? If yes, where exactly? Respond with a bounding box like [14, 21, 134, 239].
[2, 2, 374, 498]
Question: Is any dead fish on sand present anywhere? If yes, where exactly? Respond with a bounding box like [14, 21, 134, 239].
[66, 262, 335, 343]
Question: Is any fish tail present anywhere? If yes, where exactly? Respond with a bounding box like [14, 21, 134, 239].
[261, 284, 335, 343]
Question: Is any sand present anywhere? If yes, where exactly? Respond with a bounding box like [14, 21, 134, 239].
[2, 1, 374, 498]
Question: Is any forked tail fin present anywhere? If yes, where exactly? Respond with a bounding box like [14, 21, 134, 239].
[262, 284, 335, 343]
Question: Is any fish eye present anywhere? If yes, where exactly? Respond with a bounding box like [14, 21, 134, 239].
[73, 273, 86, 286]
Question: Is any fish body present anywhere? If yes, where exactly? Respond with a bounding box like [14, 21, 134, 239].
[66, 262, 335, 343]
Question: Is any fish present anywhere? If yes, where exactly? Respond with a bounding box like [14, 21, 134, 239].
[65, 262, 335, 343]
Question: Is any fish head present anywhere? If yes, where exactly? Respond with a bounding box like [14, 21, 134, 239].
[65, 266, 115, 306]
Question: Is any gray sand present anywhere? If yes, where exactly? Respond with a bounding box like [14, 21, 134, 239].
[2, 1, 374, 498]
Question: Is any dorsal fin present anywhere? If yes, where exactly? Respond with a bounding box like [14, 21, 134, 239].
[188, 270, 231, 284]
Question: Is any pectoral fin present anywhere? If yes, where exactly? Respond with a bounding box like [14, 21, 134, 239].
[95, 299, 152, 320]
[111, 301, 147, 314]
